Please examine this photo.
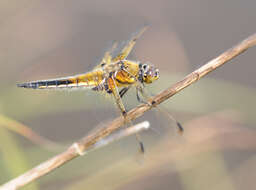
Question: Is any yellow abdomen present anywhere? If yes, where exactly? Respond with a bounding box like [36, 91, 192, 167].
[17, 70, 104, 90]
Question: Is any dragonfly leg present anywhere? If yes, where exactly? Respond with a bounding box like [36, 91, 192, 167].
[109, 74, 127, 116]
[119, 68, 149, 105]
[135, 84, 153, 105]
[119, 86, 131, 98]
[137, 85, 184, 134]
[135, 133, 145, 154]
[136, 88, 148, 104]
[109, 74, 145, 153]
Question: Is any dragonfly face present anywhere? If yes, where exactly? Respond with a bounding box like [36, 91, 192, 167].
[139, 63, 159, 84]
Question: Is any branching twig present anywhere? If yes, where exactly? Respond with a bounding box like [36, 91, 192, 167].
[1, 33, 256, 190]
[0, 121, 150, 190]
[86, 120, 150, 153]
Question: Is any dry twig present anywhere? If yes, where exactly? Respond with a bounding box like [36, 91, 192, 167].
[1, 33, 256, 190]
[0, 121, 150, 190]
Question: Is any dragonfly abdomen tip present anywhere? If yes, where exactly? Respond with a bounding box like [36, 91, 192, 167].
[17, 82, 37, 89]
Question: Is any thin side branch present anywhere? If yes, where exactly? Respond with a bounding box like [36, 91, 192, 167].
[0, 121, 150, 190]
[73, 121, 150, 155]
[1, 33, 256, 190]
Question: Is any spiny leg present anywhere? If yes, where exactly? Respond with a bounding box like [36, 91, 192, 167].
[135, 133, 145, 154]
[136, 87, 148, 104]
[154, 106, 184, 134]
[117, 76, 183, 134]
[120, 87, 145, 153]
[136, 85, 184, 134]
[119, 86, 131, 98]
[116, 69, 159, 142]
[110, 75, 127, 116]
[115, 72, 146, 153]
[110, 74, 145, 153]
[110, 69, 137, 116]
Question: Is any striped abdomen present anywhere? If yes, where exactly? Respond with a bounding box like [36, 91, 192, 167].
[17, 70, 104, 90]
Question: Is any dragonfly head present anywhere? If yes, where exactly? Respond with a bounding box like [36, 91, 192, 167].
[139, 63, 159, 84]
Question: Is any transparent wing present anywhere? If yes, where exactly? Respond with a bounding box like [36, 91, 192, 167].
[93, 25, 148, 70]
[93, 41, 118, 69]
[112, 25, 148, 62]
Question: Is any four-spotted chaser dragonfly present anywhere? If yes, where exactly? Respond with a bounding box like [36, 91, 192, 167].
[17, 26, 160, 117]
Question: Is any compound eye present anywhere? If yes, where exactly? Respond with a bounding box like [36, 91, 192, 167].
[142, 64, 148, 70]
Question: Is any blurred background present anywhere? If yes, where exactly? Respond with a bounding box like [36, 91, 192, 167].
[0, 0, 256, 190]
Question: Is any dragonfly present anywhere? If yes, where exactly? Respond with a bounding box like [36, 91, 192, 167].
[17, 26, 160, 117]
[17, 26, 183, 152]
